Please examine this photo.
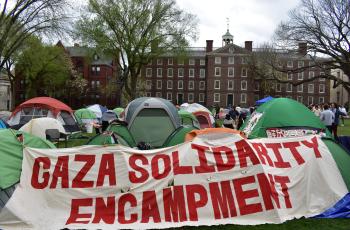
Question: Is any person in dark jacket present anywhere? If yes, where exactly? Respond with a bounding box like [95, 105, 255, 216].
[331, 103, 347, 140]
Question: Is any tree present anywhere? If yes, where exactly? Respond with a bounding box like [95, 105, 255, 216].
[0, 0, 70, 107]
[271, 0, 350, 90]
[15, 36, 77, 99]
[75, 0, 198, 105]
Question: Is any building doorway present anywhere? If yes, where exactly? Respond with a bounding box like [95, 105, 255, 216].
[227, 94, 233, 107]
[177, 93, 183, 105]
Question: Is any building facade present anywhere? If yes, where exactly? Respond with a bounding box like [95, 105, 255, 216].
[14, 42, 119, 109]
[330, 69, 349, 107]
[141, 30, 330, 107]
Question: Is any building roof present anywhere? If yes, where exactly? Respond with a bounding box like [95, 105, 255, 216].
[65, 46, 114, 66]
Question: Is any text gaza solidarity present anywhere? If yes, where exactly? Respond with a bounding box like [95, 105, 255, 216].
[30, 136, 322, 189]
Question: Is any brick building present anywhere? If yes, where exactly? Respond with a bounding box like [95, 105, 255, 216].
[15, 42, 119, 109]
[141, 29, 330, 107]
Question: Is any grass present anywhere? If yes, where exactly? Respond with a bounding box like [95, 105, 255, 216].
[338, 118, 350, 136]
[56, 124, 350, 229]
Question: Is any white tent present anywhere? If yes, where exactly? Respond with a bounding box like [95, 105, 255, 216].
[19, 117, 66, 140]
[180, 103, 215, 124]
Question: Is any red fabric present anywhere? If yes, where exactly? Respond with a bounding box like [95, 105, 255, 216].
[11, 97, 73, 117]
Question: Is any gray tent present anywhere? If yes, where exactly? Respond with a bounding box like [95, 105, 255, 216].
[102, 110, 117, 122]
[124, 97, 181, 147]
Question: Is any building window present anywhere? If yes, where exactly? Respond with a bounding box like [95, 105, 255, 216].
[215, 57, 221, 64]
[286, 83, 292, 92]
[308, 96, 314, 105]
[228, 56, 234, 64]
[276, 83, 282, 92]
[200, 59, 205, 66]
[228, 80, 234, 90]
[319, 97, 324, 104]
[199, 93, 205, 102]
[167, 80, 173, 89]
[241, 80, 247, 90]
[228, 67, 234, 77]
[215, 67, 221, 76]
[298, 72, 304, 80]
[319, 84, 325, 93]
[167, 68, 173, 77]
[288, 73, 293, 80]
[178, 68, 184, 78]
[308, 84, 314, 93]
[146, 68, 152, 77]
[241, 93, 247, 103]
[297, 84, 303, 92]
[188, 80, 194, 90]
[309, 71, 314, 79]
[157, 80, 162, 89]
[189, 68, 194, 78]
[168, 58, 173, 65]
[320, 72, 325, 81]
[178, 80, 183, 89]
[298, 61, 304, 67]
[214, 80, 220, 89]
[188, 93, 194, 102]
[167, 92, 172, 101]
[157, 68, 162, 77]
[157, 59, 162, 65]
[297, 96, 303, 103]
[91, 80, 95, 89]
[189, 59, 195, 65]
[96, 81, 100, 88]
[178, 59, 184, 65]
[214, 93, 220, 102]
[241, 68, 247, 77]
[146, 80, 152, 90]
[242, 57, 247, 64]
[200, 68, 205, 78]
[287, 60, 293, 68]
[254, 82, 260, 91]
[156, 92, 162, 98]
[199, 81, 205, 90]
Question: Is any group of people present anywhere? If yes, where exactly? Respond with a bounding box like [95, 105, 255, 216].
[311, 103, 348, 140]
[213, 105, 254, 130]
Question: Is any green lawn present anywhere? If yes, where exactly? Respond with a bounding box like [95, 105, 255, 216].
[56, 125, 350, 229]
[338, 118, 350, 136]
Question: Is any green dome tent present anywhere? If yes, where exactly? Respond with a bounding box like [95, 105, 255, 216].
[240, 98, 332, 139]
[74, 108, 97, 124]
[113, 107, 124, 117]
[0, 129, 56, 190]
[240, 98, 350, 191]
[178, 109, 200, 129]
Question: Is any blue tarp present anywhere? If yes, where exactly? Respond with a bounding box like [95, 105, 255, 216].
[314, 193, 350, 218]
[337, 136, 350, 156]
[0, 119, 7, 129]
[256, 96, 274, 105]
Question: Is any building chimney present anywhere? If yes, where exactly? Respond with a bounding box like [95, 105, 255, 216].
[298, 42, 307, 55]
[244, 41, 253, 51]
[74, 43, 80, 47]
[206, 40, 213, 52]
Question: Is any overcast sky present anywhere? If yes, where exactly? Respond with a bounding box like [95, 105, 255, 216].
[175, 0, 301, 48]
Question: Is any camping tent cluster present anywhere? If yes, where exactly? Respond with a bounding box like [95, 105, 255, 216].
[1, 96, 350, 224]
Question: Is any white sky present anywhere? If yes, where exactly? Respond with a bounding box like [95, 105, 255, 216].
[175, 0, 301, 48]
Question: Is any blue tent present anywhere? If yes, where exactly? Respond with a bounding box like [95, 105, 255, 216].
[0, 119, 7, 129]
[256, 96, 274, 105]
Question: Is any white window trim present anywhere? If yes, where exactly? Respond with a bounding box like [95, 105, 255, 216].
[227, 80, 234, 90]
[199, 81, 205, 90]
[189, 68, 194, 78]
[188, 93, 194, 102]
[178, 80, 183, 90]
[286, 83, 292, 92]
[157, 68, 162, 78]
[167, 68, 173, 78]
[178, 68, 184, 78]
[199, 93, 205, 102]
[215, 67, 221, 77]
[188, 80, 194, 90]
[228, 67, 234, 77]
[168, 58, 173, 65]
[189, 59, 195, 65]
[200, 69, 205, 78]
[214, 80, 220, 89]
[228, 56, 234, 64]
[240, 93, 247, 103]
[319, 84, 325, 93]
[241, 80, 247, 90]
[214, 93, 220, 102]
[241, 68, 247, 77]
[308, 84, 314, 93]
[215, 57, 221, 64]
[297, 84, 303, 92]
[167, 80, 173, 89]
[146, 68, 152, 77]
[156, 80, 162, 89]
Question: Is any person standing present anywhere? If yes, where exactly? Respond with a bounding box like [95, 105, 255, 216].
[320, 104, 334, 133]
[331, 103, 347, 140]
[339, 105, 347, 126]
[313, 104, 321, 117]
[223, 114, 235, 129]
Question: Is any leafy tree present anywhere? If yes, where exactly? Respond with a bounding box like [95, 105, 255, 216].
[75, 0, 198, 105]
[0, 0, 70, 107]
[258, 0, 350, 91]
[15, 37, 75, 99]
